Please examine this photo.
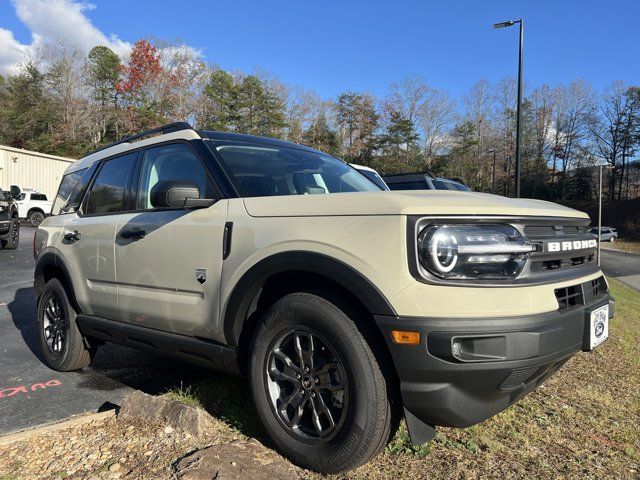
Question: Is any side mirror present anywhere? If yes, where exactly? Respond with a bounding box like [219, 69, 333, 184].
[150, 180, 215, 208]
[9, 185, 21, 200]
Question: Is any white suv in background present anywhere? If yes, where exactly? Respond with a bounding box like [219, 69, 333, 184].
[16, 189, 53, 226]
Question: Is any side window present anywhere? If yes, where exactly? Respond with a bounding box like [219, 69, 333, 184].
[85, 153, 136, 215]
[53, 169, 86, 215]
[31, 193, 48, 201]
[137, 143, 215, 210]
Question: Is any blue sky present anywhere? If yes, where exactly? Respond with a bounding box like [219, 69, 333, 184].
[1, 0, 638, 99]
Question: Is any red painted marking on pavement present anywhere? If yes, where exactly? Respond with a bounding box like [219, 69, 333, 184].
[0, 379, 62, 398]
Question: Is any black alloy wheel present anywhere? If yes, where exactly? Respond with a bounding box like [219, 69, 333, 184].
[265, 329, 349, 443]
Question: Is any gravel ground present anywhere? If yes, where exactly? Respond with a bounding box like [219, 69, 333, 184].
[0, 412, 301, 480]
[0, 414, 201, 479]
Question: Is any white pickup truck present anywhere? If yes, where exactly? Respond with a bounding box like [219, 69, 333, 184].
[16, 189, 53, 226]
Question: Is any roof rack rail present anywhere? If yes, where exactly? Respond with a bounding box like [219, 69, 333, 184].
[89, 122, 194, 155]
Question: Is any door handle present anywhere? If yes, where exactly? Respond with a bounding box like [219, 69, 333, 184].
[63, 230, 81, 242]
[120, 228, 146, 240]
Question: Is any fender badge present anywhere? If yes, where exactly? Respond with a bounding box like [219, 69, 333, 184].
[195, 268, 207, 285]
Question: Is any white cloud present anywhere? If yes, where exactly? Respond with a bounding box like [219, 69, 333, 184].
[0, 0, 131, 75]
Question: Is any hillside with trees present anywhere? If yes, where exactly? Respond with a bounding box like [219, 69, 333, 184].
[0, 39, 638, 202]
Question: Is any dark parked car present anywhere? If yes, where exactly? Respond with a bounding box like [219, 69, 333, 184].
[0, 186, 21, 250]
[383, 172, 470, 192]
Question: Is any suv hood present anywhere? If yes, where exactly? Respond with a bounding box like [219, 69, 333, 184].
[243, 191, 588, 219]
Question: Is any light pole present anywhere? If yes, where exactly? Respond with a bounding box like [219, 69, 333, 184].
[487, 149, 497, 194]
[597, 164, 614, 266]
[493, 19, 523, 198]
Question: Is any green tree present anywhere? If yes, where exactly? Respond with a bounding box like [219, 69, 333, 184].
[86, 46, 121, 107]
[236, 75, 286, 137]
[302, 112, 339, 155]
[380, 110, 420, 162]
[3, 63, 56, 151]
[335, 92, 379, 163]
[200, 69, 238, 131]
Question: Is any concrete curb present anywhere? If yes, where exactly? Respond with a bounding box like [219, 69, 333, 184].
[0, 409, 116, 446]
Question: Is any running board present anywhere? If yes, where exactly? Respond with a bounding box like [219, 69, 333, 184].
[76, 315, 240, 374]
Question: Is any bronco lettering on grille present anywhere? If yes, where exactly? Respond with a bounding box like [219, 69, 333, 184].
[547, 239, 597, 252]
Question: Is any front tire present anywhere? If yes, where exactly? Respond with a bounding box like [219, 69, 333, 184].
[249, 293, 391, 473]
[37, 278, 94, 371]
[29, 211, 45, 227]
[0, 219, 19, 250]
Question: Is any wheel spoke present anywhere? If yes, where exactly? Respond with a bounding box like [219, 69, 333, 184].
[51, 331, 60, 353]
[271, 349, 300, 373]
[294, 332, 315, 370]
[44, 325, 54, 339]
[268, 365, 299, 384]
[289, 396, 308, 428]
[310, 394, 336, 436]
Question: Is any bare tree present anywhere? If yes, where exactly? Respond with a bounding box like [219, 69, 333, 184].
[419, 89, 456, 163]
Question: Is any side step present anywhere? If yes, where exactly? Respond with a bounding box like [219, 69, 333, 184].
[76, 315, 240, 374]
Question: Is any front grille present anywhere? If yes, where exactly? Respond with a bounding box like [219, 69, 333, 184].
[524, 224, 588, 239]
[530, 254, 596, 273]
[554, 276, 608, 311]
[499, 358, 570, 391]
[500, 365, 540, 389]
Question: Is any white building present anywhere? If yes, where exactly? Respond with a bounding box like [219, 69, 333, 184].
[0, 145, 76, 200]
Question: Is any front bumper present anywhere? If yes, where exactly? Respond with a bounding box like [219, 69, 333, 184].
[376, 290, 614, 429]
[0, 219, 11, 236]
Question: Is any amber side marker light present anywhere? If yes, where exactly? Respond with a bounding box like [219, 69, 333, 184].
[391, 330, 421, 345]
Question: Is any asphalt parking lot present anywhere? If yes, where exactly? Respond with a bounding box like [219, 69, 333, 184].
[1, 226, 638, 437]
[0, 226, 205, 435]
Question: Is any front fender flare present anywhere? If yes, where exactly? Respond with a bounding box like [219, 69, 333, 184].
[222, 251, 397, 346]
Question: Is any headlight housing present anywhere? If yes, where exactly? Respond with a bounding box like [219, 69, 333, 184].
[417, 224, 536, 280]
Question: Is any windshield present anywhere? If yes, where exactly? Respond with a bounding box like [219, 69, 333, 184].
[207, 141, 382, 197]
[357, 169, 389, 191]
[432, 179, 470, 191]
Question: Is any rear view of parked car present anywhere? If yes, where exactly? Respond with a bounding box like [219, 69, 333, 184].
[15, 189, 53, 226]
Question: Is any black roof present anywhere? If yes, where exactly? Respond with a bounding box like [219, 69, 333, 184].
[197, 130, 325, 155]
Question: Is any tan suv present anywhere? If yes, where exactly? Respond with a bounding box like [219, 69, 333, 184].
[33, 123, 614, 473]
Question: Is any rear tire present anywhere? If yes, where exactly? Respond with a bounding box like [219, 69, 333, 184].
[37, 278, 94, 371]
[0, 219, 19, 250]
[29, 211, 45, 227]
[609, 237, 615, 242]
[249, 292, 391, 473]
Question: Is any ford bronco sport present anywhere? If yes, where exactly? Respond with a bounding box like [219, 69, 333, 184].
[34, 123, 614, 473]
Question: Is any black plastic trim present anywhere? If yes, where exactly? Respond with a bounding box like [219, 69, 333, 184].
[375, 292, 611, 428]
[76, 314, 239, 373]
[34, 252, 82, 314]
[222, 251, 397, 346]
[222, 222, 233, 260]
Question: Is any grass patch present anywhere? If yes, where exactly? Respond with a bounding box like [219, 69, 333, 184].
[165, 382, 203, 409]
[607, 239, 640, 255]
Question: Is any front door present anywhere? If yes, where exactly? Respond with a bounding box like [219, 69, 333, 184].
[114, 142, 227, 339]
[59, 152, 137, 319]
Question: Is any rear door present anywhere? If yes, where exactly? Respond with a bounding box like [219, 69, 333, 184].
[114, 142, 227, 339]
[59, 152, 138, 319]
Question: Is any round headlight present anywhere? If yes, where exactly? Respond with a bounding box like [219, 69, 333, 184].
[427, 229, 458, 273]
